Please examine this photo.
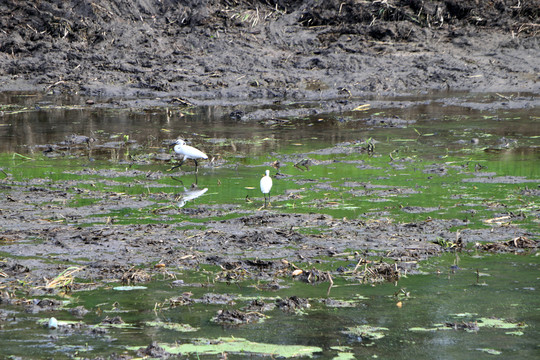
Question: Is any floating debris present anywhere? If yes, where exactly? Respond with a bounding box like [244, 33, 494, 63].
[346, 260, 401, 284]
[343, 325, 389, 341]
[113, 285, 148, 291]
[213, 309, 266, 325]
[25, 298, 63, 313]
[69, 306, 90, 318]
[445, 321, 480, 332]
[319, 298, 359, 308]
[45, 266, 82, 289]
[136, 341, 171, 359]
[476, 348, 502, 355]
[145, 321, 198, 332]
[121, 267, 151, 284]
[242, 299, 276, 312]
[101, 316, 125, 325]
[294, 268, 331, 284]
[164, 292, 194, 308]
[99, 315, 135, 329]
[276, 296, 310, 312]
[196, 293, 237, 305]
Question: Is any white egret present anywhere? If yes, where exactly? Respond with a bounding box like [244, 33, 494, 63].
[171, 139, 208, 173]
[260, 169, 273, 208]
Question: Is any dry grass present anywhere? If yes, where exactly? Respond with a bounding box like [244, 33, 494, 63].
[45, 266, 83, 289]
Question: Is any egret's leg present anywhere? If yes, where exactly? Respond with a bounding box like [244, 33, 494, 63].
[170, 158, 185, 171]
[194, 159, 199, 173]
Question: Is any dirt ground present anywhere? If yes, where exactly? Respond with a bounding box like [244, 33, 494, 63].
[0, 0, 539, 291]
[0, 0, 538, 105]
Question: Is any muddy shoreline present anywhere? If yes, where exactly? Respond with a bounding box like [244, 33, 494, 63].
[0, 0, 538, 106]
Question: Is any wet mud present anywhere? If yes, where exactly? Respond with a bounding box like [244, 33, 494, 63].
[0, 0, 538, 107]
[1, 165, 536, 295]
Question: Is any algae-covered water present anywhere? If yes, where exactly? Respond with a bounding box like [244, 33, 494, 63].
[1, 253, 538, 359]
[1, 92, 538, 227]
[0, 92, 539, 358]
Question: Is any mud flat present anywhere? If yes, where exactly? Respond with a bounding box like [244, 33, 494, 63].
[0, 0, 538, 106]
[0, 139, 538, 289]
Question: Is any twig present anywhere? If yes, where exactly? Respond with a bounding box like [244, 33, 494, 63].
[13, 153, 34, 161]
[352, 257, 365, 273]
[45, 80, 66, 93]
[495, 93, 512, 101]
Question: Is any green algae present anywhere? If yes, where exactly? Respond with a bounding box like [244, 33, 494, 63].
[152, 337, 323, 357]
[145, 320, 198, 332]
[408, 326, 449, 332]
[332, 352, 356, 360]
[343, 325, 389, 340]
[113, 286, 148, 291]
[477, 348, 502, 355]
[505, 331, 525, 336]
[477, 317, 527, 330]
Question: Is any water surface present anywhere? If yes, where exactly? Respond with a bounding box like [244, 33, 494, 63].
[0, 91, 538, 358]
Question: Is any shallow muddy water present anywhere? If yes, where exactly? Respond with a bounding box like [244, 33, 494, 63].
[1, 91, 538, 225]
[0, 92, 539, 358]
[1, 253, 538, 359]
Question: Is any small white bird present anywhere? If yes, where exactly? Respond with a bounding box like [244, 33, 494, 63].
[260, 169, 273, 208]
[48, 317, 58, 329]
[171, 139, 208, 173]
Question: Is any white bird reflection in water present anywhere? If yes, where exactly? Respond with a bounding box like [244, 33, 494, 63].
[178, 187, 208, 207]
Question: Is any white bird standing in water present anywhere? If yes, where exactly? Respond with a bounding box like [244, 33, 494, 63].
[171, 139, 208, 173]
[260, 169, 273, 208]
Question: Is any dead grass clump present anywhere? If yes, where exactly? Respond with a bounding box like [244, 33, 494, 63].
[351, 260, 401, 284]
[296, 268, 331, 284]
[213, 309, 266, 325]
[45, 266, 82, 289]
[477, 236, 538, 253]
[121, 267, 151, 284]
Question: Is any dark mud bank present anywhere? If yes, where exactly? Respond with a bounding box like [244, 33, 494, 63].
[1, 0, 539, 104]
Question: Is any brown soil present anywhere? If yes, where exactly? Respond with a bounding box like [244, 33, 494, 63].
[0, 0, 538, 105]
